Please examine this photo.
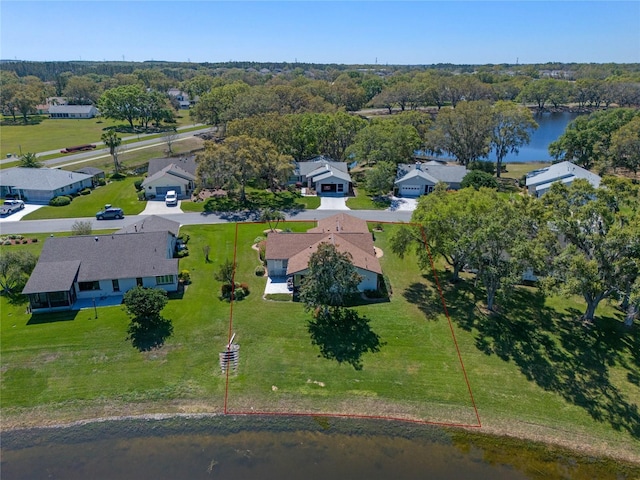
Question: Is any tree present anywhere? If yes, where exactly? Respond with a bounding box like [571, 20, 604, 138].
[490, 101, 538, 177]
[19, 152, 42, 168]
[98, 84, 145, 129]
[261, 208, 285, 232]
[63, 76, 102, 105]
[299, 243, 363, 312]
[609, 115, 640, 174]
[346, 120, 421, 166]
[214, 259, 235, 286]
[163, 127, 179, 155]
[101, 130, 122, 174]
[540, 179, 640, 322]
[0, 250, 37, 294]
[123, 286, 172, 351]
[12, 83, 43, 123]
[191, 82, 250, 130]
[428, 101, 493, 166]
[364, 161, 396, 196]
[71, 220, 93, 236]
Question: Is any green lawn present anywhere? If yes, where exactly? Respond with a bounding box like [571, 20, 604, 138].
[23, 176, 145, 220]
[181, 188, 320, 213]
[1, 222, 638, 461]
[346, 188, 392, 210]
[0, 112, 199, 159]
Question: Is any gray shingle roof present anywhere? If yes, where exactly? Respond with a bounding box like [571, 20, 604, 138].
[22, 260, 81, 294]
[116, 215, 180, 236]
[147, 156, 197, 176]
[74, 167, 105, 176]
[49, 105, 98, 114]
[296, 160, 348, 177]
[0, 167, 92, 190]
[22, 232, 178, 294]
[395, 163, 468, 185]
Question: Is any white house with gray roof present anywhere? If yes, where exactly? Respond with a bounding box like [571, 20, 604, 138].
[292, 157, 352, 196]
[23, 220, 180, 313]
[0, 167, 93, 203]
[525, 161, 601, 197]
[395, 161, 468, 197]
[142, 156, 197, 199]
[49, 105, 99, 119]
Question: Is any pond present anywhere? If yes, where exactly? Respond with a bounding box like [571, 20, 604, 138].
[2, 416, 636, 479]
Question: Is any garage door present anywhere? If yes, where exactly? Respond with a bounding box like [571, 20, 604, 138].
[399, 185, 422, 197]
[155, 186, 182, 196]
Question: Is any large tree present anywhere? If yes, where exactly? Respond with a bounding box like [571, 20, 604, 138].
[98, 84, 145, 129]
[364, 160, 396, 196]
[123, 286, 172, 350]
[345, 119, 421, 166]
[428, 100, 493, 166]
[541, 179, 640, 322]
[0, 250, 37, 294]
[490, 101, 538, 177]
[609, 115, 640, 174]
[63, 75, 102, 105]
[299, 243, 363, 312]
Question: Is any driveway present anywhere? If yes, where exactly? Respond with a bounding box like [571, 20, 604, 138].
[0, 204, 44, 223]
[140, 199, 183, 215]
[264, 276, 293, 295]
[317, 196, 350, 210]
[387, 196, 418, 212]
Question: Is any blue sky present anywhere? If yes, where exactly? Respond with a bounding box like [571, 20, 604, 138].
[2, 1, 639, 64]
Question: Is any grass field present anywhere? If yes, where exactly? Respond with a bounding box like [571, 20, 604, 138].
[1, 221, 638, 462]
[0, 112, 199, 159]
[22, 176, 146, 220]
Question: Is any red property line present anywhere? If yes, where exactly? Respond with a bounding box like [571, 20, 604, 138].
[223, 220, 481, 428]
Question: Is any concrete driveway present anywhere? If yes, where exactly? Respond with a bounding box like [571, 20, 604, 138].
[387, 196, 418, 212]
[318, 196, 350, 210]
[0, 204, 44, 223]
[140, 199, 183, 215]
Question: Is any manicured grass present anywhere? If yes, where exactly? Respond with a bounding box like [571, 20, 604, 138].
[501, 161, 551, 180]
[0, 113, 199, 159]
[22, 176, 145, 220]
[181, 188, 320, 213]
[1, 222, 638, 461]
[346, 189, 391, 210]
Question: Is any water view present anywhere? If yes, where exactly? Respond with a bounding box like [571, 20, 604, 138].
[2, 416, 637, 480]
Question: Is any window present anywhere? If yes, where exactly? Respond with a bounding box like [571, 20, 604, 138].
[337, 184, 344, 192]
[78, 281, 100, 291]
[112, 279, 120, 292]
[136, 278, 143, 287]
[156, 275, 174, 285]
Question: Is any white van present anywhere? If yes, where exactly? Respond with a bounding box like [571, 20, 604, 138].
[165, 190, 178, 206]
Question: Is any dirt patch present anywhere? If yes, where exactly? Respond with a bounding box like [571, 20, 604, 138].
[374, 247, 384, 258]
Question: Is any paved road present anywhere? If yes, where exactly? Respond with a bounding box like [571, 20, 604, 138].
[0, 209, 412, 235]
[1, 126, 212, 169]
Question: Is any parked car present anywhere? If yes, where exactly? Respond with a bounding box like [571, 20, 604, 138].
[165, 190, 178, 206]
[0, 199, 25, 216]
[96, 207, 124, 220]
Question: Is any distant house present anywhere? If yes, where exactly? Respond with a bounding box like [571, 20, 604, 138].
[293, 157, 352, 196]
[0, 167, 93, 203]
[22, 216, 180, 313]
[394, 161, 468, 197]
[265, 213, 382, 291]
[74, 167, 105, 186]
[142, 156, 197, 199]
[49, 105, 99, 119]
[525, 161, 601, 197]
[167, 88, 191, 109]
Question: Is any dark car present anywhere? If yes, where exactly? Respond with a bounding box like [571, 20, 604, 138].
[96, 207, 124, 220]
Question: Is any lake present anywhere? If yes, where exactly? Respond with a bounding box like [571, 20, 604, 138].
[2, 416, 636, 479]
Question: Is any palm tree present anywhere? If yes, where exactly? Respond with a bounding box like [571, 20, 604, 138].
[19, 152, 42, 168]
[101, 130, 122, 173]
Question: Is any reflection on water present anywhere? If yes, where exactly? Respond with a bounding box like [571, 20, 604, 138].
[2, 416, 637, 480]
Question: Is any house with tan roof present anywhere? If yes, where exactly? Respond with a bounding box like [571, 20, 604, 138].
[265, 213, 381, 292]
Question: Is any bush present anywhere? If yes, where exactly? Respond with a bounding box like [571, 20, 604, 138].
[49, 195, 72, 206]
[79, 188, 91, 195]
[255, 265, 265, 276]
[3, 240, 12, 246]
[258, 240, 266, 263]
[240, 282, 250, 293]
[137, 191, 146, 201]
[178, 234, 190, 244]
[220, 282, 250, 301]
[31, 238, 38, 243]
[469, 160, 496, 175]
[134, 179, 144, 191]
[96, 178, 107, 186]
[176, 248, 189, 258]
[178, 270, 191, 284]
[111, 172, 127, 180]
[461, 170, 499, 190]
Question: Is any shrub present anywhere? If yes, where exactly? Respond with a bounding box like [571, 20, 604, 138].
[96, 178, 107, 186]
[49, 195, 72, 206]
[21, 239, 28, 244]
[176, 248, 189, 258]
[3, 240, 12, 246]
[111, 172, 127, 180]
[178, 234, 190, 244]
[134, 179, 144, 191]
[178, 270, 191, 284]
[80, 188, 91, 195]
[469, 160, 496, 175]
[240, 282, 250, 293]
[255, 265, 265, 276]
[258, 240, 266, 263]
[137, 191, 146, 201]
[31, 238, 38, 243]
[461, 171, 499, 190]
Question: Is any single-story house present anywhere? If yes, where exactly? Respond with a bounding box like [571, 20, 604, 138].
[525, 161, 601, 197]
[49, 105, 99, 119]
[74, 167, 106, 186]
[292, 157, 352, 196]
[167, 89, 191, 109]
[22, 217, 180, 313]
[265, 213, 381, 291]
[142, 156, 197, 199]
[395, 161, 468, 197]
[0, 167, 93, 203]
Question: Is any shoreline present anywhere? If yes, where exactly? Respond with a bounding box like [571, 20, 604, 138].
[2, 407, 639, 466]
